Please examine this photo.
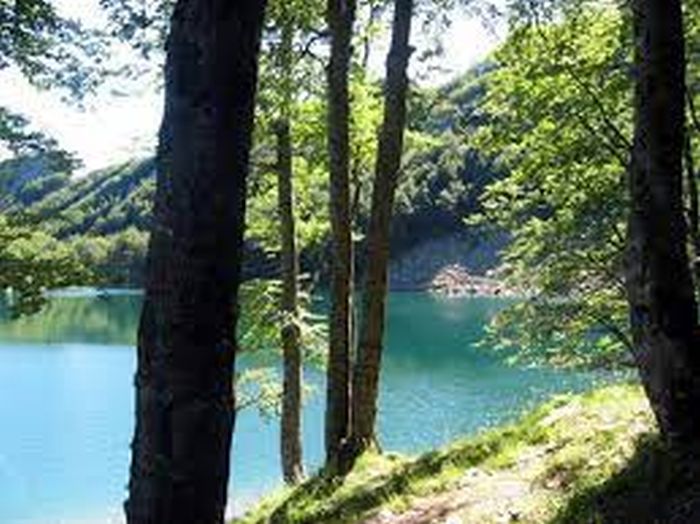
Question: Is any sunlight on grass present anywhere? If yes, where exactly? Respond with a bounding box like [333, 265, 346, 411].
[234, 383, 664, 524]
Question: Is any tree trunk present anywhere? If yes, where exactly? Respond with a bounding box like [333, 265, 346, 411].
[276, 116, 304, 484]
[351, 0, 413, 456]
[273, 6, 304, 486]
[125, 2, 266, 523]
[325, 0, 356, 470]
[684, 131, 700, 274]
[626, 0, 700, 447]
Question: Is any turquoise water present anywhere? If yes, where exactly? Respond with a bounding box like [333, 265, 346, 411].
[0, 291, 600, 523]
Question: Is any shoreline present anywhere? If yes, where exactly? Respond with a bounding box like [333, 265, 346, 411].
[390, 264, 519, 298]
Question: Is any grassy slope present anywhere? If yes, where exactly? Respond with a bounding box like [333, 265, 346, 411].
[234, 384, 700, 523]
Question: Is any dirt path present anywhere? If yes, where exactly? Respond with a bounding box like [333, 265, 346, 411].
[363, 446, 556, 524]
[361, 393, 654, 524]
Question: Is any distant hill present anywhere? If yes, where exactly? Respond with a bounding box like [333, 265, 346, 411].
[0, 154, 72, 208]
[390, 63, 501, 254]
[0, 66, 503, 285]
[1, 157, 155, 238]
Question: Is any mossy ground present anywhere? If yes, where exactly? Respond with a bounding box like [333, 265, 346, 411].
[234, 384, 700, 524]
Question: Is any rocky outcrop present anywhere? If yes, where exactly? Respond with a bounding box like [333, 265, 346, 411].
[429, 264, 515, 297]
[388, 232, 509, 296]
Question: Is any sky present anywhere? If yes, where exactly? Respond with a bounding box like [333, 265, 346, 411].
[0, 1, 505, 175]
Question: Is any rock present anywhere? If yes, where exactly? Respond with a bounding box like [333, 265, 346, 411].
[428, 264, 513, 298]
[388, 233, 505, 291]
[374, 509, 396, 523]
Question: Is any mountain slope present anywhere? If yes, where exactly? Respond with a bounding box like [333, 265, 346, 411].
[3, 157, 155, 238]
[0, 67, 503, 286]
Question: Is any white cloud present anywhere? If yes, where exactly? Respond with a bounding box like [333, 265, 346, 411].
[0, 69, 161, 175]
[0, 0, 162, 175]
[441, 12, 504, 76]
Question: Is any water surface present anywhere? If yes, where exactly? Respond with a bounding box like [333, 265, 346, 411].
[0, 291, 600, 523]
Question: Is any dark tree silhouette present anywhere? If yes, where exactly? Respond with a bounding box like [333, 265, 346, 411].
[125, 1, 267, 522]
[351, 0, 414, 457]
[626, 0, 700, 446]
[325, 0, 356, 470]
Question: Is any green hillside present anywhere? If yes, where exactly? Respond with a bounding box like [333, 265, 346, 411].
[2, 157, 155, 238]
[0, 70, 500, 286]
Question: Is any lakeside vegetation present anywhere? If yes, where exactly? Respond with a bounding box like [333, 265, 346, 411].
[0, 0, 699, 522]
[235, 384, 700, 524]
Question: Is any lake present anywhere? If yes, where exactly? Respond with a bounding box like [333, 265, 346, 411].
[0, 290, 603, 524]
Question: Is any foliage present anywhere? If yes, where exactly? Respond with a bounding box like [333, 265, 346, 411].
[471, 5, 635, 368]
[0, 0, 106, 99]
[361, 61, 502, 258]
[238, 279, 327, 365]
[0, 111, 78, 169]
[247, 0, 498, 263]
[0, 0, 109, 176]
[0, 26, 503, 289]
[246, 5, 385, 256]
[348, 69, 384, 222]
[97, 0, 173, 60]
[12, 158, 155, 238]
[236, 367, 285, 420]
[0, 0, 134, 316]
[235, 279, 327, 417]
[0, 215, 87, 316]
[247, 95, 331, 255]
[69, 227, 149, 286]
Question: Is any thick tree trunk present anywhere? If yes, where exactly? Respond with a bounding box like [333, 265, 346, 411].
[626, 0, 700, 446]
[125, 2, 266, 523]
[276, 117, 304, 484]
[351, 0, 413, 456]
[325, 0, 356, 470]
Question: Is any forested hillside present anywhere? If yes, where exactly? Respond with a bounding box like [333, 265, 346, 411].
[0, 72, 499, 286]
[0, 158, 154, 284]
[2, 0, 700, 523]
[2, 158, 155, 237]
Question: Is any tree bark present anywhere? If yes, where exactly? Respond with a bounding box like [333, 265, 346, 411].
[273, 6, 304, 485]
[125, 2, 266, 523]
[351, 0, 413, 456]
[626, 0, 700, 446]
[684, 131, 700, 274]
[325, 0, 356, 470]
[276, 115, 304, 484]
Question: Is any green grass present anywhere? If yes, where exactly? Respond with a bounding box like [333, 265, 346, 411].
[234, 384, 700, 523]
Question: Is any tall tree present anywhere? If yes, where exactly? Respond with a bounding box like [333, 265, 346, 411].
[625, 0, 700, 445]
[325, 0, 357, 469]
[275, 3, 304, 484]
[351, 0, 414, 455]
[684, 128, 700, 272]
[276, 116, 304, 484]
[125, 1, 267, 522]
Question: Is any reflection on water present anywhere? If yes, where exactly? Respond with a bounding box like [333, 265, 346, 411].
[0, 291, 606, 524]
[0, 291, 142, 346]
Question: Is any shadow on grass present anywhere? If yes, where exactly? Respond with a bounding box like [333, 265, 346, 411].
[267, 422, 545, 524]
[551, 435, 700, 524]
[268, 450, 455, 524]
